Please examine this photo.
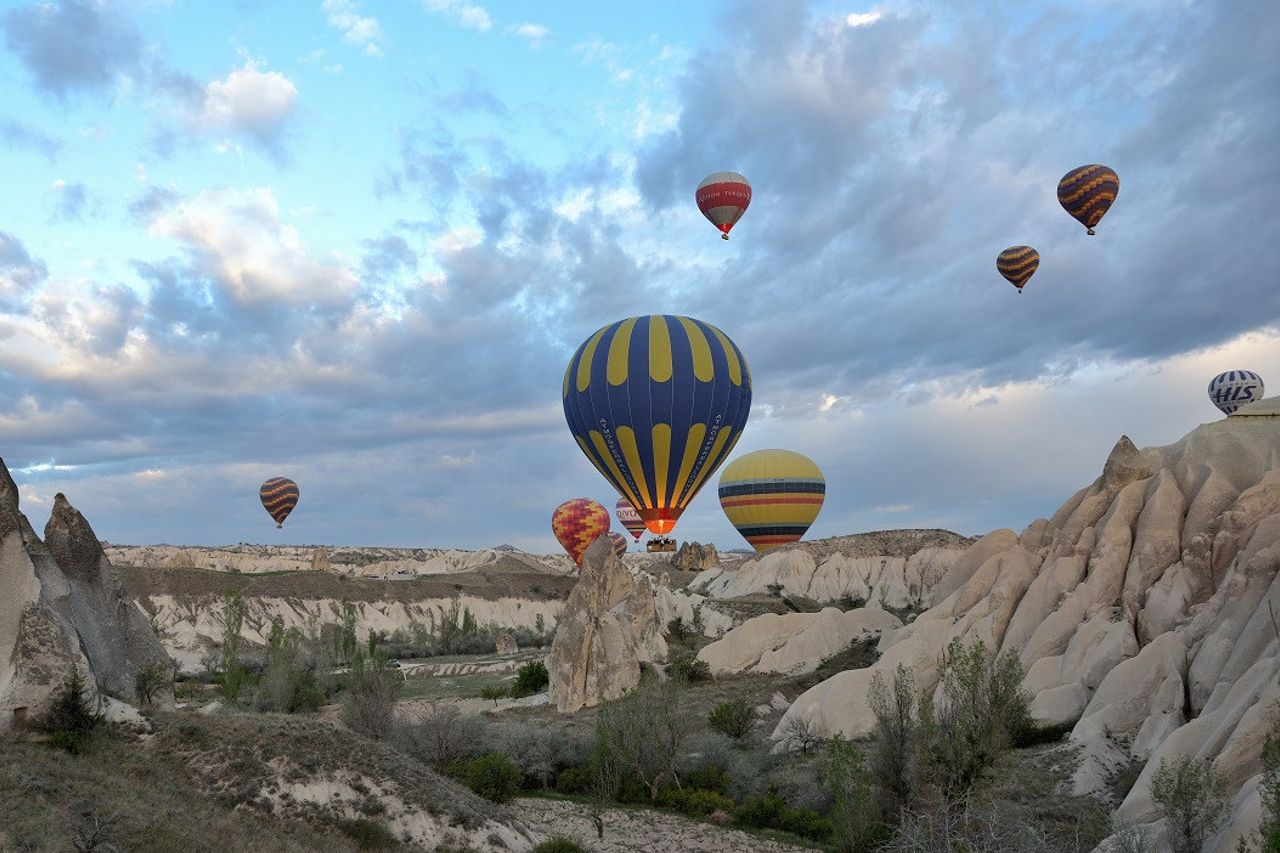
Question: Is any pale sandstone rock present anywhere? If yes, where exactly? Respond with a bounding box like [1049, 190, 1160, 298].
[697, 608, 901, 676]
[548, 538, 667, 713]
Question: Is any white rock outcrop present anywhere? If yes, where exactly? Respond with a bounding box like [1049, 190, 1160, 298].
[696, 607, 901, 676]
[1, 459, 171, 730]
[768, 407, 1280, 851]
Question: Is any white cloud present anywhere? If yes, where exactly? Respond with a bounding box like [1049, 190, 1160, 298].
[148, 187, 357, 305]
[845, 10, 883, 28]
[511, 22, 549, 45]
[323, 0, 382, 56]
[191, 62, 298, 142]
[423, 0, 491, 31]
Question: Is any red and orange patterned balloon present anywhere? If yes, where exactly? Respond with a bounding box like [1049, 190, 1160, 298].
[552, 498, 611, 567]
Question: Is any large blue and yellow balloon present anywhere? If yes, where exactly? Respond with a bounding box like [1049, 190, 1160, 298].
[563, 315, 752, 535]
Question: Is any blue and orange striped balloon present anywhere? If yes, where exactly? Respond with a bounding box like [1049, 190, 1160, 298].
[1057, 164, 1119, 235]
[718, 449, 825, 553]
[259, 477, 299, 528]
[563, 315, 752, 536]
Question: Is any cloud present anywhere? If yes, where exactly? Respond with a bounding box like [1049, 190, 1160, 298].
[2, 0, 142, 96]
[0, 115, 63, 160]
[0, 232, 48, 307]
[46, 180, 93, 223]
[511, 23, 549, 46]
[188, 62, 299, 149]
[323, 0, 382, 56]
[422, 0, 491, 32]
[147, 187, 357, 306]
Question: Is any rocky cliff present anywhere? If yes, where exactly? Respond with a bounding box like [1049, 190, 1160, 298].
[772, 399, 1280, 851]
[1, 458, 171, 730]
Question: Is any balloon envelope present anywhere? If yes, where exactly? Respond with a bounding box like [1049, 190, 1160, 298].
[259, 477, 299, 528]
[552, 498, 611, 567]
[615, 498, 646, 540]
[1057, 165, 1119, 234]
[1208, 371, 1264, 416]
[563, 315, 753, 536]
[607, 531, 628, 558]
[719, 450, 825, 553]
[996, 246, 1039, 291]
[696, 172, 751, 239]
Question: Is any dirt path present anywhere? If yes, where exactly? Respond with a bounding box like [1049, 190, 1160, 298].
[511, 798, 813, 852]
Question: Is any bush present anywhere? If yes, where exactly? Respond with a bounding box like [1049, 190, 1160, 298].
[531, 840, 586, 853]
[479, 684, 508, 702]
[38, 668, 103, 753]
[511, 660, 549, 698]
[335, 817, 398, 850]
[708, 699, 754, 740]
[1150, 755, 1228, 853]
[399, 702, 484, 771]
[342, 648, 402, 740]
[464, 753, 523, 803]
[683, 763, 730, 795]
[736, 791, 833, 840]
[492, 721, 592, 789]
[668, 654, 711, 682]
[823, 737, 887, 852]
[556, 766, 595, 794]
[682, 789, 736, 818]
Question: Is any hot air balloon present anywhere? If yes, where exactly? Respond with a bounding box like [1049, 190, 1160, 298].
[552, 498, 611, 567]
[1208, 371, 1265, 416]
[607, 531, 628, 558]
[1058, 164, 1119, 235]
[259, 477, 299, 528]
[615, 497, 646, 541]
[996, 246, 1039, 293]
[718, 450, 825, 553]
[696, 172, 751, 240]
[563, 315, 752, 537]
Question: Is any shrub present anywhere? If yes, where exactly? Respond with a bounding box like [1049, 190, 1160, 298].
[1150, 755, 1228, 853]
[595, 678, 694, 801]
[492, 721, 592, 789]
[38, 668, 103, 754]
[682, 789, 735, 818]
[399, 702, 484, 771]
[736, 791, 833, 840]
[511, 660, 549, 698]
[479, 684, 508, 703]
[335, 817, 398, 850]
[682, 763, 730, 795]
[708, 699, 754, 740]
[134, 662, 171, 706]
[531, 840, 586, 853]
[342, 648, 402, 741]
[779, 714, 821, 754]
[220, 589, 246, 702]
[464, 753, 523, 803]
[556, 766, 595, 794]
[668, 654, 711, 682]
[868, 664, 920, 819]
[1249, 722, 1280, 852]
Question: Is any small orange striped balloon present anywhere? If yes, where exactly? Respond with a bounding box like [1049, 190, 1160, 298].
[259, 477, 299, 528]
[552, 498, 611, 567]
[996, 246, 1040, 292]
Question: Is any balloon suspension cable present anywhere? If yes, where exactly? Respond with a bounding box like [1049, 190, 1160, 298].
[721, 233, 729, 240]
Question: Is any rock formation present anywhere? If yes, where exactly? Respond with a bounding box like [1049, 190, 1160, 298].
[548, 536, 668, 713]
[672, 541, 719, 572]
[1, 459, 171, 730]
[696, 607, 902, 675]
[769, 406, 1280, 850]
[691, 529, 970, 609]
[310, 547, 330, 571]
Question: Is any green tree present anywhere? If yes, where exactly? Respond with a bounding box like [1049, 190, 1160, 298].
[38, 667, 103, 753]
[823, 737, 885, 852]
[1151, 755, 1228, 853]
[707, 698, 754, 740]
[511, 660, 549, 697]
[595, 678, 692, 801]
[868, 663, 922, 820]
[342, 646, 401, 740]
[220, 588, 246, 702]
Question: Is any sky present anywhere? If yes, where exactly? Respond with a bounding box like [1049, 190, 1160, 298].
[1, 0, 1278, 553]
